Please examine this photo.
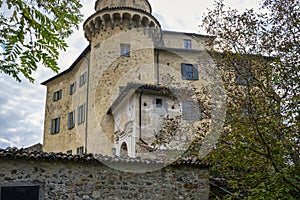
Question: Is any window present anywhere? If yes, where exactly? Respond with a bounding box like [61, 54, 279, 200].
[76, 146, 84, 155]
[184, 39, 192, 49]
[50, 117, 60, 134]
[182, 101, 201, 121]
[181, 63, 199, 80]
[66, 150, 72, 155]
[79, 72, 87, 87]
[69, 81, 76, 95]
[77, 104, 85, 125]
[52, 89, 62, 101]
[236, 76, 248, 85]
[235, 68, 254, 85]
[0, 185, 41, 200]
[68, 111, 75, 130]
[155, 98, 163, 108]
[120, 44, 130, 57]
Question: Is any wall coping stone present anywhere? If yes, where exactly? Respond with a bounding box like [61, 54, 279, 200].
[0, 147, 208, 168]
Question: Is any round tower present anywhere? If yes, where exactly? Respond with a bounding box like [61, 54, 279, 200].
[83, 0, 162, 155]
[84, 0, 161, 44]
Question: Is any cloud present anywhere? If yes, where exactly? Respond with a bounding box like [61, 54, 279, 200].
[0, 73, 45, 149]
[0, 0, 95, 150]
[0, 138, 16, 148]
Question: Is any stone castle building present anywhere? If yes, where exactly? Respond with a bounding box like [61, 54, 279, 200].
[42, 0, 214, 157]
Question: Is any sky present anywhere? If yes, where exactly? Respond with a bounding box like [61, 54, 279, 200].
[0, 0, 261, 149]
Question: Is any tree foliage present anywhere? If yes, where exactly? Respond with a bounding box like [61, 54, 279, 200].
[202, 0, 299, 198]
[0, 0, 83, 82]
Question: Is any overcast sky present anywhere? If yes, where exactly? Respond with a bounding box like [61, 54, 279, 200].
[0, 0, 261, 149]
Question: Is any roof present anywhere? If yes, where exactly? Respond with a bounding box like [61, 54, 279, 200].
[24, 143, 43, 152]
[40, 30, 214, 85]
[0, 147, 208, 168]
[41, 45, 91, 85]
[162, 30, 215, 38]
[156, 47, 204, 53]
[107, 82, 176, 114]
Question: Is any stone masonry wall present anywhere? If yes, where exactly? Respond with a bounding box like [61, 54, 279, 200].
[0, 158, 209, 200]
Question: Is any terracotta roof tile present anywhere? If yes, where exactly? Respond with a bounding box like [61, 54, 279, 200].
[0, 147, 208, 168]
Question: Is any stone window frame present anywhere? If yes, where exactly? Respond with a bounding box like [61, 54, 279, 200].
[50, 117, 60, 134]
[183, 39, 192, 49]
[0, 181, 44, 200]
[120, 44, 131, 57]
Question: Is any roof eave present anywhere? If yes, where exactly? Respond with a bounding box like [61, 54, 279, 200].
[41, 45, 91, 85]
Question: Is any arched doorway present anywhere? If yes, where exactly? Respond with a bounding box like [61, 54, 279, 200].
[120, 142, 128, 157]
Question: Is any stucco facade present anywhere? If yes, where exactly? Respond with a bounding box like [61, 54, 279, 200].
[42, 0, 214, 156]
[108, 83, 183, 158]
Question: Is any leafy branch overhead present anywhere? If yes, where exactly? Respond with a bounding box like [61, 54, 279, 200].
[0, 0, 83, 82]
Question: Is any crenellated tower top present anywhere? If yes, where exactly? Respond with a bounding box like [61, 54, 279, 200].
[95, 0, 152, 13]
[84, 0, 161, 43]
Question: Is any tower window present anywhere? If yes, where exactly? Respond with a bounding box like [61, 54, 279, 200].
[184, 39, 192, 49]
[120, 44, 130, 57]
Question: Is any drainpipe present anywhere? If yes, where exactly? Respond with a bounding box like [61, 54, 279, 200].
[139, 88, 148, 145]
[83, 55, 90, 154]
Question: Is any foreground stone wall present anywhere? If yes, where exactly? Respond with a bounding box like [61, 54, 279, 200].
[0, 149, 209, 200]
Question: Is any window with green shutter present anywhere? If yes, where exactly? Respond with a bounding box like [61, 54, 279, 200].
[69, 81, 76, 95]
[77, 104, 85, 125]
[50, 117, 60, 134]
[68, 111, 75, 130]
[53, 89, 62, 101]
[181, 63, 199, 80]
[79, 72, 87, 87]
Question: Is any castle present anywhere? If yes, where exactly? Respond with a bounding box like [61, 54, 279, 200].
[42, 0, 214, 158]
